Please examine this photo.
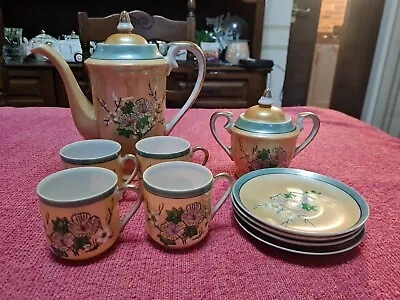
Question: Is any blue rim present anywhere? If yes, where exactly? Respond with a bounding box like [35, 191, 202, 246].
[144, 181, 212, 199]
[235, 114, 296, 134]
[136, 147, 190, 159]
[37, 167, 117, 208]
[232, 168, 370, 237]
[59, 140, 120, 165]
[91, 44, 164, 60]
[60, 153, 119, 165]
[135, 136, 191, 159]
[143, 161, 213, 199]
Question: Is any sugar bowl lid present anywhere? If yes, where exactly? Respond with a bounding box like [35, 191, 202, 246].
[235, 93, 296, 134]
[91, 11, 164, 60]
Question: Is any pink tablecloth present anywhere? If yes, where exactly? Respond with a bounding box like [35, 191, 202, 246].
[1, 106, 399, 299]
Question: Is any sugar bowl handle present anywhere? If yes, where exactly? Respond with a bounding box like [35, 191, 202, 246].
[295, 112, 320, 156]
[210, 111, 235, 159]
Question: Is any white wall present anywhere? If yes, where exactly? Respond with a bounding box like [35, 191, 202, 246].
[361, 0, 400, 137]
[261, 0, 294, 107]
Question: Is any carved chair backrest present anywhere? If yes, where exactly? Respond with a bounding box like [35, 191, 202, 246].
[78, 1, 196, 62]
[77, 1, 196, 100]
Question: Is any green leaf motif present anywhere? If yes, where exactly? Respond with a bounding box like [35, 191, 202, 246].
[309, 190, 322, 195]
[73, 236, 91, 251]
[51, 245, 68, 258]
[117, 128, 133, 138]
[283, 193, 294, 199]
[52, 217, 69, 234]
[166, 207, 184, 224]
[158, 234, 176, 246]
[301, 202, 317, 211]
[184, 225, 198, 238]
[136, 116, 150, 130]
[121, 102, 134, 114]
[257, 149, 270, 161]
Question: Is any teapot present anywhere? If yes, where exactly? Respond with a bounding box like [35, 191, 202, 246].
[31, 11, 206, 155]
[210, 95, 320, 177]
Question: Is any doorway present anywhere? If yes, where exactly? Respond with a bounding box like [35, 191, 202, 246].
[306, 0, 348, 109]
[283, 0, 386, 119]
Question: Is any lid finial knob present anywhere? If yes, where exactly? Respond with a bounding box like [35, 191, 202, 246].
[258, 88, 274, 108]
[117, 11, 134, 33]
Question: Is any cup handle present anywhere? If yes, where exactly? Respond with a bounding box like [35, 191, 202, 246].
[210, 111, 235, 159]
[119, 154, 138, 185]
[294, 112, 320, 156]
[117, 184, 142, 232]
[210, 173, 234, 219]
[190, 146, 209, 165]
[164, 42, 206, 135]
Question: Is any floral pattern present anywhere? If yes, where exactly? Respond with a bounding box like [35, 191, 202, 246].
[254, 190, 322, 227]
[147, 202, 209, 246]
[46, 199, 115, 258]
[97, 82, 164, 139]
[239, 139, 289, 171]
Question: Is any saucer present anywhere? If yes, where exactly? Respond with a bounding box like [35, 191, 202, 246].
[232, 197, 363, 242]
[233, 205, 364, 247]
[234, 213, 366, 256]
[232, 168, 369, 237]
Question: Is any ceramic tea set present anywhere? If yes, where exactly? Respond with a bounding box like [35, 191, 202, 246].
[34, 11, 369, 260]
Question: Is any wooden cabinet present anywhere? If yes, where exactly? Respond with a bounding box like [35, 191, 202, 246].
[3, 60, 270, 108]
[167, 63, 269, 108]
[54, 66, 88, 107]
[6, 65, 57, 107]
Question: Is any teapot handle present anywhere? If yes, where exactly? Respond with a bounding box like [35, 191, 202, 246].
[164, 42, 206, 134]
[295, 112, 320, 156]
[210, 111, 235, 159]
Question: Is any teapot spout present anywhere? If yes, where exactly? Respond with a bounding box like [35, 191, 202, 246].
[31, 44, 99, 139]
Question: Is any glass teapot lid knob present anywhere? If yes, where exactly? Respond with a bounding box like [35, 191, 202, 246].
[117, 11, 134, 33]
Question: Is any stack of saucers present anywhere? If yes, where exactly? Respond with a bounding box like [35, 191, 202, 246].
[231, 168, 369, 255]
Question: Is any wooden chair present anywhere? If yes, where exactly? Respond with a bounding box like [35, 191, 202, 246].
[77, 1, 197, 101]
[0, 7, 8, 106]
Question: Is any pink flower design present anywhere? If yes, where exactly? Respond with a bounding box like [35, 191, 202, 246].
[269, 147, 288, 167]
[181, 202, 207, 226]
[94, 226, 113, 244]
[68, 213, 101, 237]
[117, 113, 140, 131]
[51, 232, 75, 251]
[249, 159, 271, 171]
[247, 147, 288, 170]
[160, 222, 185, 240]
[133, 98, 155, 114]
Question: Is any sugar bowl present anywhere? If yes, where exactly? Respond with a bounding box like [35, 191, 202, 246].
[210, 96, 320, 177]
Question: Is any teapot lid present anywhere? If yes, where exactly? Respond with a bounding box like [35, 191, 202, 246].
[91, 11, 164, 60]
[235, 91, 296, 134]
[31, 30, 58, 42]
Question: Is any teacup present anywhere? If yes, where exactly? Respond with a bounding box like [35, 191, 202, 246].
[37, 167, 142, 261]
[142, 161, 233, 249]
[134, 136, 209, 176]
[59, 139, 138, 187]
